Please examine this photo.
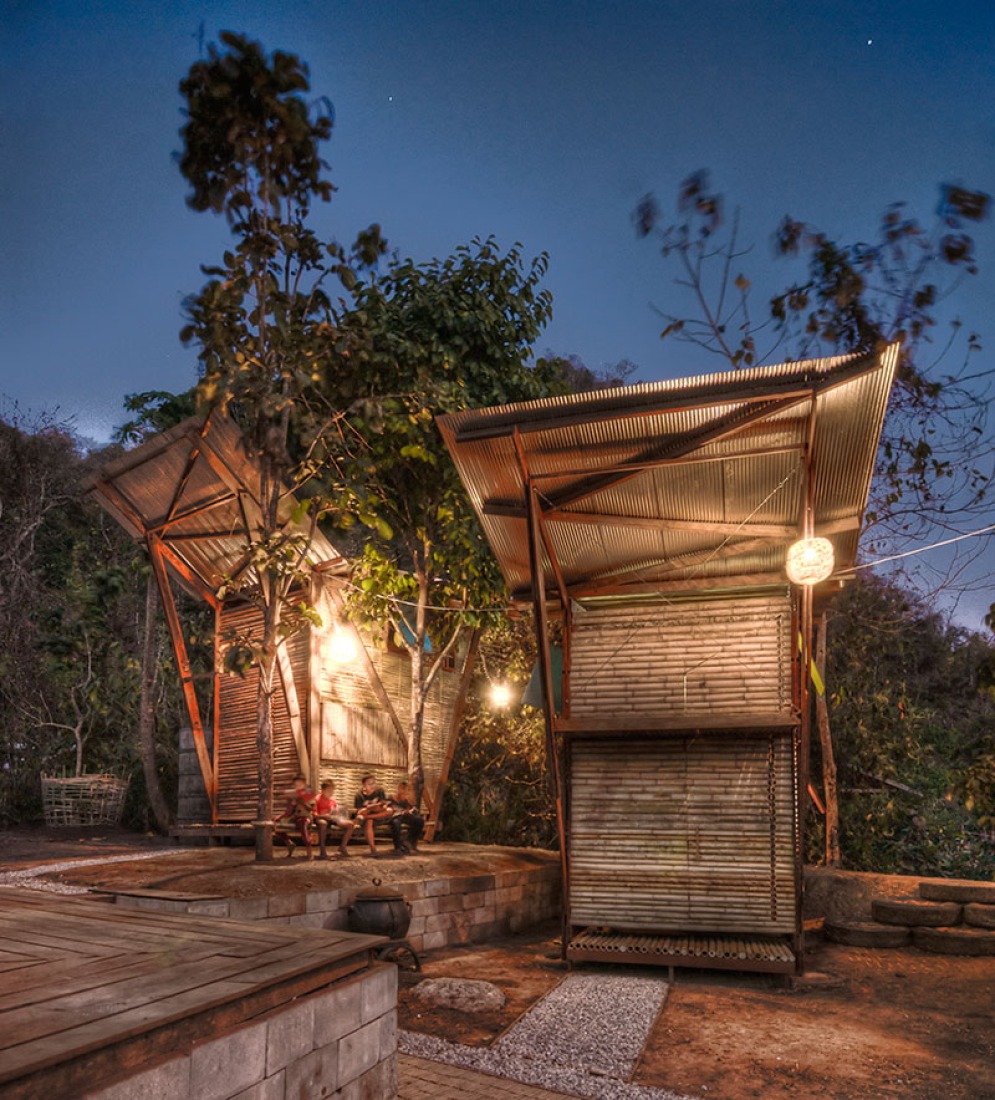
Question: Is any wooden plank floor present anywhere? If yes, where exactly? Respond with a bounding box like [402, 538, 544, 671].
[0, 887, 384, 1094]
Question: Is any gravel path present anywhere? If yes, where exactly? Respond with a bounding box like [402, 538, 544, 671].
[0, 850, 196, 895]
[400, 973, 692, 1100]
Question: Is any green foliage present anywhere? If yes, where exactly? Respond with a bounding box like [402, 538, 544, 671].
[178, 31, 384, 470]
[318, 238, 559, 800]
[114, 390, 199, 444]
[330, 237, 558, 612]
[819, 575, 995, 877]
[440, 616, 557, 848]
[0, 414, 193, 826]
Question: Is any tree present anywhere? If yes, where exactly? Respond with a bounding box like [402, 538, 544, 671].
[177, 32, 384, 859]
[822, 575, 995, 878]
[0, 412, 187, 828]
[634, 172, 993, 565]
[324, 238, 560, 808]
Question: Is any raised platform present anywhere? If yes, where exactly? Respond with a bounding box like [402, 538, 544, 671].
[567, 927, 796, 974]
[0, 886, 395, 1099]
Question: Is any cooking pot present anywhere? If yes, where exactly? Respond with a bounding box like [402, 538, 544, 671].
[347, 878, 411, 939]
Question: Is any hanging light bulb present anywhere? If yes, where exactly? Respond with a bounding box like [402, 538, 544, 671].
[489, 682, 513, 708]
[326, 625, 358, 664]
[786, 537, 835, 586]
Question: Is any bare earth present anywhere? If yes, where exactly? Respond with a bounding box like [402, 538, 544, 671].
[3, 827, 993, 1100]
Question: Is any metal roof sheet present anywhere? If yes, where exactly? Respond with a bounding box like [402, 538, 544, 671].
[87, 413, 341, 599]
[438, 346, 898, 600]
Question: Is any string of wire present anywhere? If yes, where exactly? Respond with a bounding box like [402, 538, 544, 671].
[338, 521, 995, 614]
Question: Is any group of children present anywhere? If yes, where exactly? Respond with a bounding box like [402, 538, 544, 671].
[277, 773, 425, 860]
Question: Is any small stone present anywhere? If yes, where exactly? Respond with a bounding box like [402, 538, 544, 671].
[412, 977, 506, 1013]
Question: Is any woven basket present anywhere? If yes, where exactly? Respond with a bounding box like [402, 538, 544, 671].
[40, 774, 129, 827]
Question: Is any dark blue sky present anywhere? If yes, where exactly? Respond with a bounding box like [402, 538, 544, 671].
[2, 0, 993, 619]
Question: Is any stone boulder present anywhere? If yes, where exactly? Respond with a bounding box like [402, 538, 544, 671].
[413, 977, 507, 1013]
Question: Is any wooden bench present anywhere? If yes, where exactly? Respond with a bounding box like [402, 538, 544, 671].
[273, 816, 400, 853]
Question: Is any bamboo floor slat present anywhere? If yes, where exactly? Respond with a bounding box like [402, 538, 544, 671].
[0, 887, 384, 1091]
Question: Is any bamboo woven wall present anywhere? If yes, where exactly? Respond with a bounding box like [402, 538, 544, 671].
[215, 602, 310, 821]
[569, 593, 792, 720]
[569, 735, 796, 934]
[311, 577, 460, 814]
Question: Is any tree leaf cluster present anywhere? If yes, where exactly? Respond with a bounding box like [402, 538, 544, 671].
[818, 575, 995, 877]
[0, 414, 200, 826]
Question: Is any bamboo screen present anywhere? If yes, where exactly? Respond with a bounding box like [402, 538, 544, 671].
[569, 735, 796, 935]
[569, 593, 792, 721]
[311, 576, 461, 814]
[215, 602, 309, 821]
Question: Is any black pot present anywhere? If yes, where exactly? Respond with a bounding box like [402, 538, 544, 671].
[348, 878, 411, 939]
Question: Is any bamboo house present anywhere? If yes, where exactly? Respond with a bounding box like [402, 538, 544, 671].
[87, 413, 473, 837]
[439, 346, 898, 974]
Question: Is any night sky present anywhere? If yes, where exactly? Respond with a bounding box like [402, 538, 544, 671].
[2, 1, 993, 619]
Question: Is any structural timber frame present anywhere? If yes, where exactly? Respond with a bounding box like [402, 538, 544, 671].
[87, 412, 472, 833]
[439, 346, 898, 974]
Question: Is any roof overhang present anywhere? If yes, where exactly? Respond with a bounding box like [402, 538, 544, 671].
[86, 412, 341, 601]
[437, 345, 899, 603]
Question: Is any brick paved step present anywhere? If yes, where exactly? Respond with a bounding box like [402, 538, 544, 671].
[913, 925, 995, 957]
[824, 920, 912, 948]
[871, 898, 962, 927]
[918, 881, 995, 905]
[963, 903, 995, 930]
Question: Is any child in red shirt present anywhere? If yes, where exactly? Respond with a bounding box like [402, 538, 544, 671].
[276, 774, 316, 859]
[314, 780, 355, 859]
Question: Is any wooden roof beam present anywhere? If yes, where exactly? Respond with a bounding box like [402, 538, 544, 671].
[526, 443, 803, 483]
[563, 535, 781, 598]
[483, 502, 799, 540]
[544, 395, 809, 513]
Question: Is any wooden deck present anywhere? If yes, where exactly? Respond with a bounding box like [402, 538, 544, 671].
[0, 886, 384, 1099]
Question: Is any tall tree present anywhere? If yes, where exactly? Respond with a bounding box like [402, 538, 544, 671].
[326, 238, 559, 808]
[177, 32, 383, 858]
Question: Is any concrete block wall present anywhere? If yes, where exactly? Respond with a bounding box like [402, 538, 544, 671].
[115, 861, 562, 953]
[84, 964, 397, 1100]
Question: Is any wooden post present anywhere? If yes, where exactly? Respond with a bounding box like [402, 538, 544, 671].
[148, 536, 217, 821]
[815, 613, 841, 865]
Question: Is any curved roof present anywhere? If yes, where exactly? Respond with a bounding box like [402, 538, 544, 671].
[438, 345, 898, 601]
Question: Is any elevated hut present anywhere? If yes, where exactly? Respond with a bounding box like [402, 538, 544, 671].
[439, 346, 898, 973]
[88, 413, 472, 835]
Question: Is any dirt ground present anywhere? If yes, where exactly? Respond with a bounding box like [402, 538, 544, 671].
[397, 925, 995, 1100]
[0, 824, 556, 898]
[4, 827, 994, 1100]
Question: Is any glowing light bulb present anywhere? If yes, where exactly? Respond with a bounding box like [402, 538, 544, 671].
[785, 537, 835, 586]
[489, 682, 513, 708]
[327, 626, 358, 664]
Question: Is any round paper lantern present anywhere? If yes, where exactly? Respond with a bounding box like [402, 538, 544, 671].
[786, 537, 835, 586]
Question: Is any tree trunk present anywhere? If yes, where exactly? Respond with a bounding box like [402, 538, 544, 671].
[815, 614, 841, 866]
[408, 646, 426, 810]
[254, 621, 278, 862]
[139, 573, 173, 833]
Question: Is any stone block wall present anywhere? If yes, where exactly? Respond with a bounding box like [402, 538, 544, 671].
[84, 964, 397, 1100]
[115, 861, 563, 953]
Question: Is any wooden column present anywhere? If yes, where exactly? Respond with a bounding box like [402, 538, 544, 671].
[148, 536, 217, 821]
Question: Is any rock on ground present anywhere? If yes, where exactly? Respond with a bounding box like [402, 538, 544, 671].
[413, 977, 507, 1012]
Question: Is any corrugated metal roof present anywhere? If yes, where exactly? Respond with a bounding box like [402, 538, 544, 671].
[438, 346, 898, 600]
[86, 413, 341, 598]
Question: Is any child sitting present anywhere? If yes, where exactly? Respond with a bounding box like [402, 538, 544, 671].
[276, 774, 316, 859]
[313, 780, 356, 859]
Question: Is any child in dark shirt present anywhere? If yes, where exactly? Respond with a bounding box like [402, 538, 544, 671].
[353, 774, 393, 857]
